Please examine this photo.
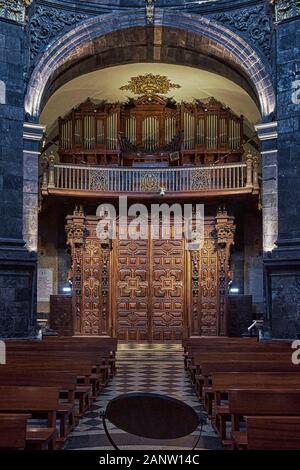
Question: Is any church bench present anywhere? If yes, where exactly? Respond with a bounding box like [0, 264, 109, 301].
[228, 389, 300, 450]
[0, 386, 59, 450]
[3, 360, 103, 400]
[196, 361, 299, 399]
[246, 416, 300, 450]
[188, 351, 292, 386]
[0, 371, 78, 440]
[0, 367, 91, 416]
[0, 413, 30, 450]
[6, 348, 110, 382]
[183, 337, 258, 369]
[6, 338, 118, 378]
[209, 372, 300, 442]
[40, 337, 117, 376]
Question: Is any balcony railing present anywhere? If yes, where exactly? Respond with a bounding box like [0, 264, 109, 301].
[42, 158, 259, 196]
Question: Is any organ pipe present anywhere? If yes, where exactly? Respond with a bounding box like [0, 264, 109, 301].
[58, 97, 245, 160]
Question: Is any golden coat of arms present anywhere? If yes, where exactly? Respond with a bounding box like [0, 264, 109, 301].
[120, 73, 181, 96]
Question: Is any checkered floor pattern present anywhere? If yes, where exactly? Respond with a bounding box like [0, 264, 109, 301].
[66, 342, 222, 450]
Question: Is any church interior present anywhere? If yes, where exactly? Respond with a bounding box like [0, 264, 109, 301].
[1, 0, 300, 454]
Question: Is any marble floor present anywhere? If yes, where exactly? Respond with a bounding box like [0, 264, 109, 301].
[66, 342, 222, 450]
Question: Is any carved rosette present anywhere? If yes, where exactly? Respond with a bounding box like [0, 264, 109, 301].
[0, 0, 31, 23]
[215, 207, 236, 336]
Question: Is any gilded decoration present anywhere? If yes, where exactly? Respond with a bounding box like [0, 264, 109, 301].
[120, 74, 181, 96]
[140, 172, 161, 192]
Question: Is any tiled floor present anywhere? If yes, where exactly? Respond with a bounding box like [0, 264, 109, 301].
[66, 342, 222, 450]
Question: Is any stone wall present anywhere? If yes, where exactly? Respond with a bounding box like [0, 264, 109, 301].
[264, 12, 300, 339]
[0, 17, 37, 338]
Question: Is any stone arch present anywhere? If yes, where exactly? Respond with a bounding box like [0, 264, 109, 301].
[25, 9, 275, 120]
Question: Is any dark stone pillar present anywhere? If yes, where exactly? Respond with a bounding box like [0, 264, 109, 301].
[264, 13, 300, 339]
[0, 13, 37, 338]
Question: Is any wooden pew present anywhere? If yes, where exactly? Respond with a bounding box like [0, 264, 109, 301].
[210, 372, 300, 443]
[6, 337, 117, 378]
[0, 370, 78, 441]
[183, 337, 258, 369]
[228, 389, 300, 450]
[40, 337, 117, 376]
[246, 416, 300, 450]
[3, 360, 102, 400]
[188, 351, 292, 386]
[0, 413, 29, 450]
[0, 386, 59, 449]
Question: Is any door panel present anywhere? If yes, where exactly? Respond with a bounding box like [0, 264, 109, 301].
[116, 239, 149, 340]
[151, 239, 184, 340]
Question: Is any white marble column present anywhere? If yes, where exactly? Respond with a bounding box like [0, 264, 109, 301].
[23, 122, 45, 252]
[255, 122, 278, 253]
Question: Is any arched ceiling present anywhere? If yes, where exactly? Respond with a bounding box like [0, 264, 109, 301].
[41, 62, 260, 133]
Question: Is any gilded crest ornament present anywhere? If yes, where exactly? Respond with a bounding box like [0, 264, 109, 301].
[120, 74, 181, 96]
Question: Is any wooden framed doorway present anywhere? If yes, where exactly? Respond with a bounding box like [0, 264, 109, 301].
[112, 235, 187, 341]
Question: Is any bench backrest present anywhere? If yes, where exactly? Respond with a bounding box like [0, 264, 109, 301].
[201, 362, 300, 376]
[0, 386, 59, 412]
[247, 416, 300, 450]
[212, 372, 300, 392]
[0, 413, 29, 449]
[229, 389, 300, 415]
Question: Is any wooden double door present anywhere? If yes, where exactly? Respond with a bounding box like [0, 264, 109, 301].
[65, 207, 235, 339]
[114, 237, 186, 341]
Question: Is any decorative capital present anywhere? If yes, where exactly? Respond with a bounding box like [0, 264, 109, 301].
[215, 207, 236, 248]
[0, 0, 32, 24]
[273, 0, 300, 22]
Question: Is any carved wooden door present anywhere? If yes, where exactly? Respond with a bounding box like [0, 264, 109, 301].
[151, 239, 184, 340]
[116, 239, 150, 340]
[115, 230, 185, 340]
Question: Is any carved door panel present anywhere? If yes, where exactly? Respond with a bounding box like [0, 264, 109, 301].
[151, 239, 184, 340]
[115, 234, 185, 340]
[81, 240, 102, 335]
[116, 239, 150, 340]
[199, 232, 219, 336]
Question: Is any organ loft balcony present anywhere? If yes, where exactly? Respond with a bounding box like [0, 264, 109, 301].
[40, 94, 260, 200]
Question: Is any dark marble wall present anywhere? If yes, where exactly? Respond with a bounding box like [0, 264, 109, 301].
[0, 21, 24, 241]
[264, 15, 300, 339]
[276, 18, 300, 244]
[0, 18, 37, 338]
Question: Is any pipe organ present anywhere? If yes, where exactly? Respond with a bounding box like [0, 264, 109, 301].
[58, 96, 244, 166]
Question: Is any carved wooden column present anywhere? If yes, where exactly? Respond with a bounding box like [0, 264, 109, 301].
[215, 207, 236, 336]
[65, 206, 85, 335]
[190, 250, 200, 335]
